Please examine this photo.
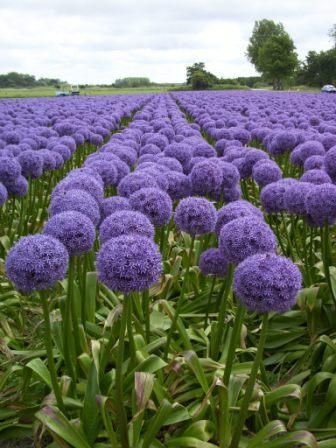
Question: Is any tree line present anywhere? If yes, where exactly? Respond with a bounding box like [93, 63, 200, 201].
[187, 20, 336, 90]
[0, 72, 65, 88]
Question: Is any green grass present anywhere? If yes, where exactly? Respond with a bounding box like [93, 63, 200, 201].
[0, 85, 176, 99]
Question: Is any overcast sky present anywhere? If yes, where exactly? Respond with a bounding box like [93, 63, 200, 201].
[0, 0, 334, 84]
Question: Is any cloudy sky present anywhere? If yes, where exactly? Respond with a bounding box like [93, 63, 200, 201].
[0, 0, 334, 84]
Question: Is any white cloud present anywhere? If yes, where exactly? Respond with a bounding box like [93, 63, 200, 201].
[0, 0, 334, 83]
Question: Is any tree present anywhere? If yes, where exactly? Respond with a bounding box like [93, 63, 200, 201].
[298, 49, 336, 87]
[191, 70, 212, 89]
[257, 34, 298, 89]
[186, 62, 206, 85]
[247, 19, 285, 72]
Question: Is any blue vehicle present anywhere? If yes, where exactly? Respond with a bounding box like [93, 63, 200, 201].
[321, 84, 336, 93]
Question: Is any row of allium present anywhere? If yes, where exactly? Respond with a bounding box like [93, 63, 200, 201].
[1, 91, 336, 447]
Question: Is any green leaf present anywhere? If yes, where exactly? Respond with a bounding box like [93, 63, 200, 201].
[135, 372, 154, 412]
[142, 399, 173, 448]
[85, 272, 97, 323]
[183, 421, 215, 442]
[81, 361, 100, 444]
[166, 437, 218, 447]
[36, 406, 91, 448]
[26, 358, 51, 388]
[247, 420, 287, 448]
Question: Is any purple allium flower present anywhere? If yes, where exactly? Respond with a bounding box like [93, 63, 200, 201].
[260, 179, 296, 214]
[166, 171, 191, 200]
[117, 171, 158, 197]
[190, 160, 223, 197]
[0, 156, 21, 184]
[192, 142, 216, 158]
[140, 143, 162, 156]
[17, 150, 43, 179]
[223, 147, 247, 162]
[44, 211, 95, 256]
[222, 185, 241, 202]
[219, 217, 276, 265]
[52, 151, 64, 169]
[233, 253, 302, 313]
[39, 149, 56, 171]
[299, 140, 325, 163]
[164, 143, 193, 171]
[156, 156, 183, 173]
[199, 248, 228, 277]
[89, 133, 104, 146]
[0, 182, 8, 206]
[324, 146, 336, 181]
[300, 169, 332, 185]
[284, 181, 312, 215]
[97, 234, 162, 293]
[5, 234, 69, 294]
[215, 200, 263, 235]
[218, 161, 240, 188]
[269, 131, 297, 155]
[85, 159, 118, 187]
[101, 196, 131, 220]
[241, 149, 269, 179]
[5, 175, 28, 197]
[146, 133, 169, 150]
[59, 136, 76, 153]
[252, 159, 282, 187]
[67, 167, 104, 186]
[99, 210, 154, 243]
[305, 184, 336, 226]
[51, 144, 71, 161]
[129, 187, 172, 227]
[107, 145, 137, 167]
[138, 167, 169, 191]
[52, 174, 104, 206]
[49, 189, 100, 226]
[304, 155, 325, 171]
[174, 197, 217, 236]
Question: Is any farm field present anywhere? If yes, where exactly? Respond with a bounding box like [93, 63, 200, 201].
[1, 90, 336, 448]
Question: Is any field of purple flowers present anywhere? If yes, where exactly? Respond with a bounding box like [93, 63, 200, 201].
[1, 90, 336, 447]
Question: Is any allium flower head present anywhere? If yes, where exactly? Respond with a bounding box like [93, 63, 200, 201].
[101, 196, 131, 220]
[215, 200, 263, 235]
[53, 173, 104, 205]
[219, 217, 277, 265]
[252, 159, 282, 187]
[304, 155, 325, 171]
[0, 182, 8, 206]
[164, 143, 193, 171]
[156, 156, 183, 173]
[300, 169, 332, 185]
[5, 175, 28, 197]
[218, 161, 240, 189]
[284, 181, 312, 215]
[324, 146, 336, 181]
[260, 179, 296, 214]
[129, 187, 172, 227]
[190, 160, 223, 197]
[51, 144, 71, 161]
[86, 159, 118, 187]
[5, 235, 69, 293]
[17, 150, 43, 179]
[99, 210, 154, 243]
[97, 234, 162, 293]
[299, 140, 325, 163]
[305, 183, 336, 226]
[174, 197, 217, 236]
[117, 171, 158, 197]
[0, 156, 21, 184]
[44, 211, 96, 256]
[199, 248, 228, 277]
[234, 253, 302, 313]
[49, 189, 100, 226]
[166, 171, 191, 200]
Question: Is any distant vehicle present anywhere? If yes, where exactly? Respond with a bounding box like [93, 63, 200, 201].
[70, 85, 80, 96]
[55, 90, 70, 97]
[321, 84, 336, 93]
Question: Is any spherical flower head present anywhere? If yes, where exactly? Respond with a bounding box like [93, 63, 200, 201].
[53, 173, 104, 205]
[283, 181, 312, 215]
[0, 156, 21, 184]
[140, 143, 161, 156]
[97, 234, 162, 294]
[304, 155, 325, 172]
[101, 196, 131, 220]
[299, 140, 325, 163]
[231, 128, 251, 145]
[233, 253, 302, 313]
[221, 185, 241, 203]
[324, 146, 336, 181]
[219, 216, 277, 265]
[52, 151, 64, 169]
[199, 248, 229, 277]
[51, 144, 71, 161]
[215, 200, 263, 235]
[5, 234, 69, 294]
[190, 160, 223, 197]
[164, 143, 193, 171]
[99, 210, 154, 244]
[322, 134, 336, 150]
[166, 171, 191, 200]
[86, 159, 118, 187]
[89, 133, 104, 146]
[305, 184, 336, 227]
[87, 153, 130, 183]
[39, 149, 57, 171]
[138, 167, 169, 191]
[174, 197, 217, 236]
[300, 169, 332, 185]
[68, 167, 104, 186]
[146, 133, 169, 150]
[0, 182, 8, 206]
[222, 147, 247, 162]
[269, 131, 297, 155]
[252, 159, 282, 188]
[49, 189, 100, 226]
[156, 156, 183, 173]
[117, 171, 158, 197]
[192, 142, 216, 158]
[218, 161, 240, 189]
[129, 187, 172, 227]
[108, 145, 137, 167]
[5, 175, 28, 197]
[44, 211, 95, 256]
[241, 149, 269, 179]
[260, 179, 296, 214]
[17, 150, 43, 179]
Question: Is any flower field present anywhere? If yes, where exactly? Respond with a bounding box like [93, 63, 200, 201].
[1, 90, 336, 447]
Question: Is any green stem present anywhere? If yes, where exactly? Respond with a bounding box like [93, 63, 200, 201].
[321, 223, 336, 307]
[142, 290, 150, 343]
[164, 235, 195, 359]
[229, 313, 269, 448]
[40, 291, 65, 413]
[204, 276, 216, 329]
[219, 304, 246, 448]
[115, 295, 130, 448]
